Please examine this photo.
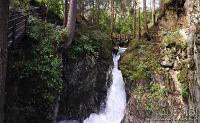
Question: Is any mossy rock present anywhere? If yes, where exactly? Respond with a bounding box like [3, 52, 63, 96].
[120, 39, 161, 84]
[176, 60, 189, 70]
[160, 31, 187, 49]
[177, 67, 190, 100]
[132, 82, 169, 117]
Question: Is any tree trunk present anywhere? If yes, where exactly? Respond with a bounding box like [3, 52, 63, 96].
[110, 0, 114, 39]
[96, 0, 100, 25]
[151, 0, 156, 24]
[0, 0, 9, 122]
[138, 7, 141, 39]
[113, 2, 117, 25]
[133, 1, 137, 38]
[63, 0, 68, 27]
[78, 0, 84, 17]
[44, 4, 48, 21]
[64, 0, 77, 49]
[143, 0, 148, 34]
[92, 0, 95, 24]
[159, 0, 164, 15]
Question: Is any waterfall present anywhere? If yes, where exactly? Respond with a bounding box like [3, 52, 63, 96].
[58, 47, 127, 123]
[83, 47, 127, 123]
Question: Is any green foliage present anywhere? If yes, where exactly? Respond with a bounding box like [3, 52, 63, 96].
[120, 38, 170, 117]
[149, 82, 168, 97]
[115, 15, 133, 33]
[10, 0, 30, 10]
[70, 35, 98, 57]
[69, 30, 112, 60]
[177, 67, 189, 99]
[98, 11, 112, 33]
[161, 31, 187, 49]
[35, 0, 64, 18]
[133, 82, 169, 115]
[120, 40, 161, 82]
[7, 17, 65, 122]
[114, 10, 154, 34]
[23, 17, 65, 102]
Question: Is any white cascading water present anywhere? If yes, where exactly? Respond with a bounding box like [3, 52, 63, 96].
[59, 47, 127, 123]
[83, 47, 127, 123]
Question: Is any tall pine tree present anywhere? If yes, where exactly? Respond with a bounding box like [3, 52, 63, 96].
[143, 0, 148, 35]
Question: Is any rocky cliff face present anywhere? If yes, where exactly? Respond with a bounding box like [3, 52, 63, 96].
[186, 0, 200, 106]
[121, 0, 200, 122]
[57, 54, 112, 122]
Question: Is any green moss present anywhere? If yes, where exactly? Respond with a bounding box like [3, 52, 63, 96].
[176, 60, 189, 70]
[160, 31, 187, 49]
[120, 39, 161, 82]
[120, 38, 170, 117]
[177, 68, 189, 99]
[133, 82, 169, 116]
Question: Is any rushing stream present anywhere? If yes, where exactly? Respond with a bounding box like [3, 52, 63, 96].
[59, 47, 127, 123]
[83, 48, 127, 123]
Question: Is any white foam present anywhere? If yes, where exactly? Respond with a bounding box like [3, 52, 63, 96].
[83, 48, 127, 123]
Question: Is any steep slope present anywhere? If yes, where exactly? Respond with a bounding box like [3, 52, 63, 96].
[120, 0, 200, 122]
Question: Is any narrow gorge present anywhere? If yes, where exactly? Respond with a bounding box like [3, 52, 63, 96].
[2, 0, 200, 123]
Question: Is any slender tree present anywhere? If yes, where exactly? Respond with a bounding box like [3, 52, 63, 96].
[133, 1, 137, 38]
[151, 0, 156, 24]
[138, 7, 141, 39]
[120, 0, 126, 16]
[64, 0, 77, 49]
[80, 1, 84, 17]
[96, 0, 100, 25]
[92, 0, 95, 24]
[159, 0, 164, 15]
[43, 3, 48, 21]
[110, 0, 114, 39]
[113, 1, 117, 26]
[143, 0, 148, 34]
[0, 0, 9, 122]
[63, 0, 68, 27]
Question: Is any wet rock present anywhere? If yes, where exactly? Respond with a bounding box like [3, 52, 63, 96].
[57, 54, 112, 121]
[112, 47, 119, 55]
[121, 96, 145, 123]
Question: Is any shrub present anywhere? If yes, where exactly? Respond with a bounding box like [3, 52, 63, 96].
[69, 30, 112, 60]
[24, 17, 65, 102]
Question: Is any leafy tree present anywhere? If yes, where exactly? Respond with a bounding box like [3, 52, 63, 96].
[138, 7, 141, 39]
[36, 0, 64, 19]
